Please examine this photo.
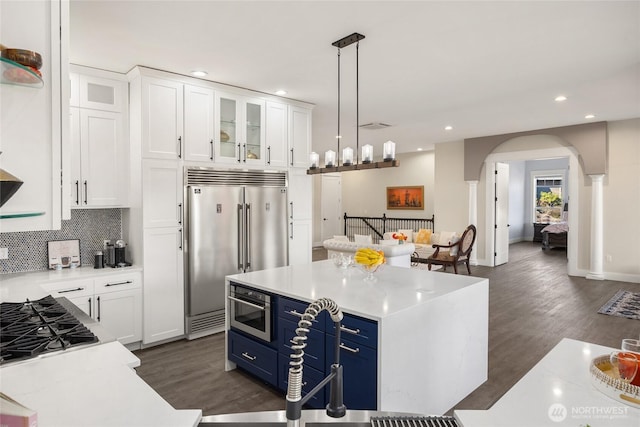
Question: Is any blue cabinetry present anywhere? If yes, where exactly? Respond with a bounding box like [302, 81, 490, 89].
[228, 329, 278, 387]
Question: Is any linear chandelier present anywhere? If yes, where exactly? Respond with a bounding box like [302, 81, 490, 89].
[307, 32, 400, 175]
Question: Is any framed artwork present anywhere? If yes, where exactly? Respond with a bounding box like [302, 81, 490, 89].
[386, 186, 424, 210]
[47, 239, 81, 269]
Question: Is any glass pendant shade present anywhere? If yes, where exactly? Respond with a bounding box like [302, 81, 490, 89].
[362, 144, 373, 163]
[310, 152, 319, 169]
[383, 140, 396, 161]
[324, 150, 336, 167]
[343, 147, 354, 166]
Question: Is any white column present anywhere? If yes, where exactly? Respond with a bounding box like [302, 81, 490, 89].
[586, 174, 605, 280]
[467, 180, 479, 266]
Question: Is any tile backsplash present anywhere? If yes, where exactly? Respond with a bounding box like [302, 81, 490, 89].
[0, 209, 123, 274]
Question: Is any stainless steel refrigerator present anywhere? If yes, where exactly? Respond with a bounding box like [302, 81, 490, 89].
[184, 169, 288, 339]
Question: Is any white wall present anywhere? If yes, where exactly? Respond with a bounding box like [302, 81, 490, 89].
[433, 141, 469, 233]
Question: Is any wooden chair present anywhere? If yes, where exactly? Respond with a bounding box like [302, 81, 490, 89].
[426, 225, 477, 274]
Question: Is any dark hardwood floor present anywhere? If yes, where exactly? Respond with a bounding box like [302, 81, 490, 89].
[134, 242, 640, 416]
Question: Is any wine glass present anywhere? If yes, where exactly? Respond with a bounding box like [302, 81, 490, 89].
[621, 339, 640, 355]
[610, 351, 639, 383]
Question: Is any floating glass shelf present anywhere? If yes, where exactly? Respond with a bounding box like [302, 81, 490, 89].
[0, 57, 44, 88]
[0, 211, 45, 219]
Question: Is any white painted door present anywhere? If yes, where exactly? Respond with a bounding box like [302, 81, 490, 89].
[184, 84, 215, 163]
[142, 77, 183, 159]
[495, 162, 510, 265]
[289, 106, 312, 168]
[265, 101, 288, 168]
[321, 175, 342, 240]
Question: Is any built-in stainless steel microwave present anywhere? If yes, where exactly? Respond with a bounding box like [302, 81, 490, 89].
[228, 283, 272, 342]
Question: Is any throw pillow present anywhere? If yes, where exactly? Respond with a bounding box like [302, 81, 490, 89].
[398, 229, 414, 243]
[354, 234, 372, 244]
[333, 235, 349, 242]
[449, 235, 461, 256]
[414, 229, 432, 244]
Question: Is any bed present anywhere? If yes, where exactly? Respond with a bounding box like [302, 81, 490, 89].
[541, 222, 568, 250]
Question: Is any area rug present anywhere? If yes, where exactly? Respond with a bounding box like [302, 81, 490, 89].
[597, 290, 640, 320]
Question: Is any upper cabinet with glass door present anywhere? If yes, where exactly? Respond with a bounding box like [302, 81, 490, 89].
[214, 92, 265, 165]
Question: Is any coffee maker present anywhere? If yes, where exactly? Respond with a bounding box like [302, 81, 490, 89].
[113, 239, 131, 267]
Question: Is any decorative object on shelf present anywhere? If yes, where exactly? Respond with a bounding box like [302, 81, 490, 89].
[307, 33, 399, 175]
[354, 247, 385, 282]
[246, 150, 258, 160]
[386, 186, 424, 210]
[220, 130, 230, 142]
[0, 47, 44, 88]
[0, 152, 24, 208]
[342, 147, 353, 166]
[324, 150, 336, 167]
[309, 152, 319, 169]
[47, 239, 81, 270]
[590, 354, 640, 408]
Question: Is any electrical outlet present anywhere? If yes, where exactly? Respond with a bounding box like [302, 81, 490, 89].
[103, 240, 110, 248]
[0, 248, 8, 260]
[606, 254, 613, 262]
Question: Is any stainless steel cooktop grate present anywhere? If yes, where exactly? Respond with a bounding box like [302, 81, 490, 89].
[370, 416, 458, 427]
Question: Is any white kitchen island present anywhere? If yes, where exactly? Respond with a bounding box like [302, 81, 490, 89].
[225, 260, 489, 416]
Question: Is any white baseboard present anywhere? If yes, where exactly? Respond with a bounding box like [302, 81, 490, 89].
[571, 268, 640, 283]
[509, 237, 526, 244]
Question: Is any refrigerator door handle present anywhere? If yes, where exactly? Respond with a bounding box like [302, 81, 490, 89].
[237, 204, 244, 270]
[245, 203, 251, 269]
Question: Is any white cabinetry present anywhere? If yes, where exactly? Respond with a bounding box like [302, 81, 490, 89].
[265, 101, 288, 168]
[142, 77, 184, 160]
[68, 68, 128, 208]
[289, 106, 312, 168]
[41, 271, 142, 345]
[215, 92, 266, 165]
[288, 169, 313, 265]
[142, 160, 183, 228]
[184, 84, 215, 163]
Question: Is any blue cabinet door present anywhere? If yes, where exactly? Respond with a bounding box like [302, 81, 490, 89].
[228, 330, 278, 387]
[279, 296, 326, 331]
[325, 334, 377, 410]
[278, 354, 326, 408]
[278, 317, 325, 372]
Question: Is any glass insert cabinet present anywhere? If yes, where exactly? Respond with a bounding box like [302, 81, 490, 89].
[215, 92, 265, 165]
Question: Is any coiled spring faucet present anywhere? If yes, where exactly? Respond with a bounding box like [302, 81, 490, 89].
[285, 298, 346, 427]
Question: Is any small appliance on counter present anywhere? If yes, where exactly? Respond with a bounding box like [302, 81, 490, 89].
[103, 239, 131, 268]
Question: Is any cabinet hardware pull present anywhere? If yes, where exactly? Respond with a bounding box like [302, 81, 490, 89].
[340, 325, 361, 335]
[178, 136, 182, 159]
[243, 143, 247, 163]
[178, 228, 183, 250]
[290, 148, 294, 166]
[75, 180, 79, 205]
[88, 297, 92, 317]
[58, 287, 84, 294]
[97, 296, 101, 321]
[210, 140, 214, 160]
[290, 202, 293, 219]
[241, 352, 257, 361]
[339, 343, 360, 353]
[286, 309, 303, 318]
[227, 295, 266, 311]
[84, 180, 88, 204]
[178, 203, 183, 225]
[267, 146, 271, 164]
[290, 222, 294, 239]
[237, 143, 241, 163]
[105, 280, 132, 287]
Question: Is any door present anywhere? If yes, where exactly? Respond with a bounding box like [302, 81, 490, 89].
[321, 175, 342, 240]
[494, 162, 509, 266]
[215, 93, 241, 163]
[186, 186, 243, 317]
[265, 101, 287, 168]
[244, 186, 288, 272]
[96, 289, 142, 345]
[184, 84, 215, 162]
[142, 77, 183, 159]
[289, 106, 312, 168]
[142, 160, 183, 228]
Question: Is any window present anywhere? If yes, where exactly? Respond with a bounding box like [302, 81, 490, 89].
[534, 176, 563, 223]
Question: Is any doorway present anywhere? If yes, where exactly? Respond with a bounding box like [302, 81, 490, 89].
[484, 145, 580, 276]
[321, 174, 342, 241]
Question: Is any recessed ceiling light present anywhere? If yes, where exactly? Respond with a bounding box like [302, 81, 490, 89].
[191, 70, 208, 77]
[555, 95, 567, 102]
[275, 90, 287, 96]
[445, 126, 453, 131]
[417, 148, 423, 151]
[585, 114, 595, 119]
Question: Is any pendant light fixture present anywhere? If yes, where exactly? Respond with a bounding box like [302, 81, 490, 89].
[307, 32, 399, 175]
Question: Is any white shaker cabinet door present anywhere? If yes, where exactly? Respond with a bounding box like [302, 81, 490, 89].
[288, 220, 312, 266]
[143, 227, 185, 344]
[288, 169, 312, 221]
[142, 77, 184, 159]
[265, 101, 288, 168]
[96, 288, 142, 345]
[142, 160, 183, 228]
[184, 84, 215, 163]
[289, 106, 312, 168]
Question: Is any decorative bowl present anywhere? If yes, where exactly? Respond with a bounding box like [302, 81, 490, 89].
[590, 354, 640, 408]
[1, 48, 43, 70]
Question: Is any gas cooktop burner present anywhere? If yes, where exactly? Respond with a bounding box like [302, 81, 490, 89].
[0, 295, 98, 365]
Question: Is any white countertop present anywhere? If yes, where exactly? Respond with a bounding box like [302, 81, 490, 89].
[0, 341, 201, 427]
[227, 259, 487, 320]
[0, 265, 143, 302]
[455, 338, 640, 427]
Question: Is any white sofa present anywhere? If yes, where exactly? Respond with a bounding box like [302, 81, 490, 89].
[382, 230, 460, 262]
[322, 238, 416, 268]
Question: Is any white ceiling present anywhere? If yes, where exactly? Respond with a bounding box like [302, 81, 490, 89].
[70, 0, 640, 156]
